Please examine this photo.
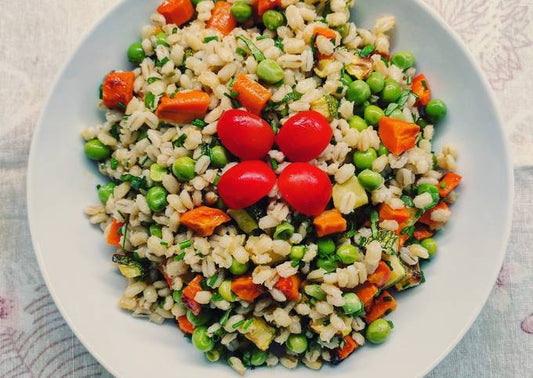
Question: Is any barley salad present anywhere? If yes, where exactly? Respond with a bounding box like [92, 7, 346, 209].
[83, 0, 461, 374]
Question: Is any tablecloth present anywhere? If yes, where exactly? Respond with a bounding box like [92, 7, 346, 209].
[0, 0, 531, 376]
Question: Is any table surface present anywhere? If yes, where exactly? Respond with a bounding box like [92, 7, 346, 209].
[0, 0, 532, 377]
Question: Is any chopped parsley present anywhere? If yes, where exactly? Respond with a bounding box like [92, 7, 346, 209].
[147, 77, 161, 84]
[173, 134, 187, 148]
[203, 36, 219, 43]
[179, 240, 192, 249]
[174, 252, 186, 261]
[359, 44, 375, 58]
[191, 118, 207, 128]
[145, 91, 157, 111]
[110, 158, 119, 170]
[155, 56, 170, 68]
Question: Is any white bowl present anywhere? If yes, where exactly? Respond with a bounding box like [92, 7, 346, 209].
[27, 0, 513, 377]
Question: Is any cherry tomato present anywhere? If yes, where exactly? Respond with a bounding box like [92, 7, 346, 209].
[278, 163, 332, 216]
[217, 109, 275, 160]
[218, 161, 276, 209]
[276, 110, 332, 162]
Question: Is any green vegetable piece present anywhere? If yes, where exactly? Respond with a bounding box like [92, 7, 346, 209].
[210, 146, 229, 168]
[353, 148, 377, 170]
[395, 262, 424, 291]
[218, 280, 236, 302]
[417, 183, 439, 210]
[229, 259, 249, 275]
[149, 224, 163, 238]
[227, 209, 259, 234]
[250, 349, 268, 366]
[192, 326, 215, 352]
[146, 186, 168, 212]
[317, 257, 338, 273]
[191, 0, 204, 5]
[155, 32, 168, 46]
[421, 238, 438, 258]
[127, 42, 145, 64]
[98, 182, 116, 204]
[187, 309, 211, 326]
[262, 10, 285, 31]
[257, 59, 285, 84]
[366, 71, 385, 93]
[304, 284, 326, 300]
[332, 176, 369, 211]
[389, 108, 405, 120]
[335, 24, 349, 38]
[377, 143, 389, 156]
[289, 246, 304, 261]
[391, 50, 415, 70]
[172, 156, 196, 182]
[237, 35, 265, 62]
[273, 222, 294, 240]
[231, 1, 253, 23]
[112, 254, 145, 278]
[366, 319, 392, 344]
[346, 80, 371, 105]
[381, 79, 402, 103]
[286, 334, 308, 354]
[84, 139, 110, 161]
[150, 163, 167, 182]
[425, 99, 447, 123]
[317, 238, 336, 255]
[342, 292, 364, 315]
[357, 169, 384, 191]
[205, 348, 221, 362]
[336, 244, 360, 264]
[348, 115, 368, 131]
[364, 105, 385, 126]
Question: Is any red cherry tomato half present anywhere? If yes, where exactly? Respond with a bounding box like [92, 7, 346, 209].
[218, 161, 277, 209]
[278, 163, 332, 216]
[217, 109, 275, 160]
[276, 110, 332, 162]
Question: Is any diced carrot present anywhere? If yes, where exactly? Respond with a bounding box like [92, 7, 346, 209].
[257, 0, 280, 17]
[233, 74, 272, 115]
[275, 275, 301, 302]
[156, 91, 211, 124]
[411, 74, 431, 106]
[207, 2, 236, 36]
[413, 224, 434, 241]
[182, 275, 203, 315]
[365, 290, 397, 323]
[231, 276, 264, 302]
[378, 117, 420, 155]
[102, 71, 135, 109]
[379, 203, 410, 225]
[438, 172, 462, 198]
[368, 261, 392, 289]
[162, 270, 173, 287]
[313, 209, 347, 238]
[180, 206, 231, 237]
[314, 26, 338, 40]
[157, 0, 194, 27]
[418, 202, 449, 230]
[336, 335, 359, 360]
[106, 219, 124, 247]
[354, 282, 379, 312]
[397, 232, 409, 250]
[177, 315, 195, 334]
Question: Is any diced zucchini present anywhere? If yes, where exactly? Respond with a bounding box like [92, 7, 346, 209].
[345, 56, 373, 80]
[363, 229, 399, 255]
[112, 254, 146, 278]
[227, 209, 259, 234]
[395, 262, 424, 291]
[314, 59, 335, 78]
[333, 176, 368, 213]
[310, 317, 351, 337]
[311, 95, 339, 122]
[243, 317, 275, 351]
[383, 254, 407, 289]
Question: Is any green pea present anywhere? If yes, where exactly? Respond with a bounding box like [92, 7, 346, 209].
[218, 280, 236, 302]
[366, 319, 393, 344]
[391, 50, 415, 70]
[250, 349, 268, 366]
[317, 257, 338, 273]
[155, 32, 168, 46]
[205, 348, 221, 362]
[262, 10, 285, 30]
[146, 186, 168, 212]
[257, 59, 285, 84]
[348, 115, 368, 131]
[210, 146, 229, 168]
[389, 108, 405, 120]
[187, 309, 211, 326]
[150, 163, 167, 182]
[364, 105, 385, 126]
[304, 284, 326, 300]
[172, 290, 183, 304]
[353, 148, 377, 170]
[192, 326, 215, 352]
[286, 334, 308, 354]
[84, 139, 110, 161]
[229, 259, 248, 275]
[273, 222, 294, 240]
[172, 156, 196, 182]
[421, 238, 438, 258]
[149, 224, 163, 238]
[336, 244, 360, 264]
[425, 99, 447, 123]
[417, 184, 439, 209]
[377, 143, 389, 156]
[342, 292, 363, 315]
[358, 169, 384, 191]
[98, 182, 116, 204]
[366, 72, 385, 93]
[231, 1, 253, 23]
[290, 245, 305, 261]
[346, 80, 371, 105]
[127, 42, 145, 64]
[317, 238, 336, 255]
[381, 79, 402, 103]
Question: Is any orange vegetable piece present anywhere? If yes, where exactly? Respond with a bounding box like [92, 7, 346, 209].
[313, 209, 347, 237]
[182, 275, 203, 315]
[233, 74, 272, 115]
[365, 290, 397, 323]
[207, 2, 236, 36]
[368, 261, 392, 289]
[180, 206, 230, 236]
[413, 224, 434, 241]
[102, 71, 135, 109]
[275, 275, 301, 301]
[157, 0, 194, 27]
[257, 0, 280, 17]
[418, 202, 449, 230]
[335, 335, 359, 360]
[106, 219, 124, 247]
[354, 282, 379, 312]
[378, 117, 420, 155]
[231, 276, 264, 302]
[411, 74, 431, 106]
[156, 91, 211, 124]
[438, 172, 462, 198]
[177, 315, 195, 334]
[379, 203, 410, 224]
[313, 26, 337, 40]
[397, 232, 409, 250]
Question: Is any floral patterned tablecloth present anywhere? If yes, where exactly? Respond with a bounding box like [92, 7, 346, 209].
[0, 1, 531, 377]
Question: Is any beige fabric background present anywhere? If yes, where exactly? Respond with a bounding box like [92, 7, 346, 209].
[0, 0, 532, 377]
